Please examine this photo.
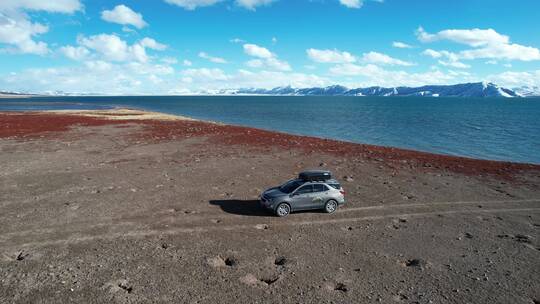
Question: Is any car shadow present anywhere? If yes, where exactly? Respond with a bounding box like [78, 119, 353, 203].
[209, 199, 273, 217]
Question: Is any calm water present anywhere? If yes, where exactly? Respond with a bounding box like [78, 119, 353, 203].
[1, 96, 540, 164]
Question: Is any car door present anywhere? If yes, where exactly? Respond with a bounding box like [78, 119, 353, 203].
[312, 184, 329, 208]
[290, 185, 313, 211]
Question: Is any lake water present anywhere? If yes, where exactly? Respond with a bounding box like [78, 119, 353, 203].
[1, 96, 539, 164]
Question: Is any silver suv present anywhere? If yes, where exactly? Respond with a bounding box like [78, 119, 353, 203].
[260, 171, 345, 217]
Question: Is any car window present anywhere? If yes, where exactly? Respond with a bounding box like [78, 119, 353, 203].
[295, 185, 313, 195]
[328, 183, 341, 190]
[313, 184, 328, 192]
[279, 179, 304, 193]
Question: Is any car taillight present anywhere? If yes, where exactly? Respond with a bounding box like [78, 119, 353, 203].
[340, 189, 345, 195]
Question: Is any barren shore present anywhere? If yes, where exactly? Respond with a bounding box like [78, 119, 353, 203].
[1, 109, 539, 303]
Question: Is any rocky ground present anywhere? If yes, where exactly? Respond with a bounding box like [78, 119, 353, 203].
[0, 110, 539, 304]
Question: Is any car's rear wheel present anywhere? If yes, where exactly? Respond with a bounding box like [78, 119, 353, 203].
[275, 203, 291, 217]
[324, 200, 338, 214]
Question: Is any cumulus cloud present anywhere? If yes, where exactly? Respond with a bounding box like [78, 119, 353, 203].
[183, 59, 193, 66]
[180, 68, 328, 90]
[183, 68, 229, 81]
[392, 41, 413, 49]
[486, 70, 540, 88]
[73, 34, 166, 63]
[242, 43, 290, 71]
[417, 27, 540, 62]
[60, 45, 89, 60]
[163, 0, 223, 10]
[243, 43, 273, 58]
[198, 52, 227, 64]
[139, 37, 167, 50]
[306, 48, 356, 64]
[329, 63, 458, 87]
[251, 57, 291, 71]
[235, 0, 276, 10]
[0, 0, 81, 55]
[421, 49, 470, 69]
[0, 0, 82, 13]
[1, 61, 175, 95]
[361, 51, 414, 66]
[339, 0, 363, 9]
[101, 5, 147, 29]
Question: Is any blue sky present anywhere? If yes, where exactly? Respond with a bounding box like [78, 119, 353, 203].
[1, 0, 540, 94]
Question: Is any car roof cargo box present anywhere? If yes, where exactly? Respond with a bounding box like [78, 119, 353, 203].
[299, 170, 332, 181]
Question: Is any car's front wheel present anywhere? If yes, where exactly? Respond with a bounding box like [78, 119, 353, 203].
[324, 200, 338, 214]
[275, 203, 291, 217]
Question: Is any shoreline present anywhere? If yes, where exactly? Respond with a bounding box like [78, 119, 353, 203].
[1, 108, 540, 179]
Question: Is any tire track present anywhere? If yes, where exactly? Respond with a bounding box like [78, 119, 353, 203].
[3, 206, 539, 250]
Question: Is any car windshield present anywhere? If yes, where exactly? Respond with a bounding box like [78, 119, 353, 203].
[279, 179, 304, 194]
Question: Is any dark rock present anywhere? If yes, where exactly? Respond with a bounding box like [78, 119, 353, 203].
[224, 257, 237, 267]
[405, 259, 427, 268]
[274, 256, 287, 266]
[334, 283, 348, 292]
[16, 251, 28, 261]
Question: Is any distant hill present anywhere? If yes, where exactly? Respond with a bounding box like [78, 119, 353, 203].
[1, 82, 526, 97]
[222, 82, 519, 98]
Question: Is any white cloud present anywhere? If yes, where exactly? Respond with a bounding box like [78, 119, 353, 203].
[306, 48, 356, 64]
[163, 0, 223, 10]
[183, 59, 193, 66]
[181, 68, 328, 90]
[243, 43, 273, 58]
[246, 59, 263, 68]
[417, 27, 540, 62]
[60, 45, 89, 60]
[1, 61, 176, 95]
[339, 0, 363, 9]
[422, 49, 442, 58]
[246, 57, 291, 71]
[230, 38, 245, 43]
[198, 51, 227, 64]
[416, 27, 509, 47]
[421, 49, 470, 69]
[76, 34, 166, 63]
[243, 43, 290, 71]
[0, 12, 49, 55]
[329, 63, 458, 87]
[183, 68, 229, 81]
[361, 51, 414, 66]
[161, 57, 178, 64]
[101, 5, 147, 29]
[438, 60, 470, 69]
[139, 37, 167, 50]
[392, 41, 413, 49]
[459, 43, 540, 61]
[0, 0, 82, 13]
[486, 70, 540, 88]
[235, 0, 276, 10]
[0, 0, 81, 55]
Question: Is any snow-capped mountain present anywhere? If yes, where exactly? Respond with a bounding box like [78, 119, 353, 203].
[223, 82, 519, 98]
[513, 86, 540, 97]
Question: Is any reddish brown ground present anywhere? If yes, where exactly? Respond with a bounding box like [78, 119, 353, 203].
[2, 112, 539, 179]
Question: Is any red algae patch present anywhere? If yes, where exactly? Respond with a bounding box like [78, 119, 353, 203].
[137, 119, 540, 179]
[2, 111, 539, 179]
[0, 112, 128, 139]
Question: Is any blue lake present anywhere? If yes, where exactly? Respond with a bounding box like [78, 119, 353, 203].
[1, 96, 540, 164]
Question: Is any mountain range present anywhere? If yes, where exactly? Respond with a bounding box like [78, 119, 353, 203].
[2, 82, 540, 97]
[215, 82, 528, 98]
